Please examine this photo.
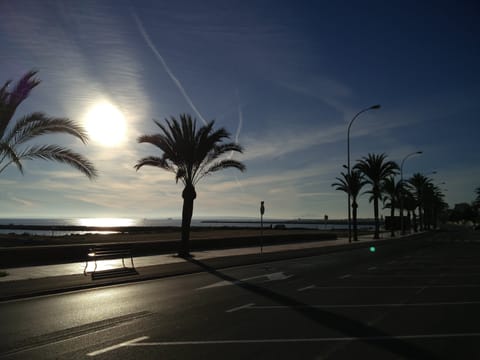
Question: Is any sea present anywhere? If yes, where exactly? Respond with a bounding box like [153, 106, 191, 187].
[0, 217, 376, 237]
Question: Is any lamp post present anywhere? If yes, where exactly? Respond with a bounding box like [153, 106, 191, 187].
[347, 104, 380, 242]
[400, 151, 423, 235]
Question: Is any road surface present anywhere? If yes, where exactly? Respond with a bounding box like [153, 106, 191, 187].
[1, 230, 479, 359]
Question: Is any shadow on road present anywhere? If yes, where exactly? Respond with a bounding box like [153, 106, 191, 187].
[185, 256, 437, 360]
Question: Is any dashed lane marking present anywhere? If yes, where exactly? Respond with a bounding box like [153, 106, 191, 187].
[87, 336, 149, 356]
[232, 300, 480, 311]
[297, 285, 316, 292]
[225, 303, 255, 313]
[296, 284, 480, 289]
[338, 274, 352, 279]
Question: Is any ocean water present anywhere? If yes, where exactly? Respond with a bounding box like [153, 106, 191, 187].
[0, 217, 371, 236]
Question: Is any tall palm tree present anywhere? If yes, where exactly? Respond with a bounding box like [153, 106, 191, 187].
[407, 173, 432, 231]
[403, 190, 418, 232]
[0, 70, 97, 178]
[135, 114, 246, 257]
[354, 153, 399, 239]
[332, 170, 366, 242]
[381, 176, 401, 237]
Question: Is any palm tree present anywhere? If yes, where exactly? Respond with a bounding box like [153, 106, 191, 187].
[332, 170, 366, 242]
[354, 153, 399, 239]
[135, 114, 246, 257]
[0, 70, 97, 178]
[403, 190, 418, 232]
[382, 176, 401, 237]
[423, 184, 447, 229]
[407, 173, 432, 231]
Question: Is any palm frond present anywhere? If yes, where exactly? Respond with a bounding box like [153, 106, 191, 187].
[0, 141, 23, 174]
[19, 145, 97, 179]
[4, 112, 89, 145]
[0, 70, 40, 138]
[136, 114, 246, 186]
[199, 159, 246, 180]
[134, 156, 174, 172]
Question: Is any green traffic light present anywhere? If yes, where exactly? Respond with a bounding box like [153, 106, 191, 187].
[369, 246, 376, 253]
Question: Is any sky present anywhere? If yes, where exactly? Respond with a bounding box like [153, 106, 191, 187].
[0, 0, 479, 221]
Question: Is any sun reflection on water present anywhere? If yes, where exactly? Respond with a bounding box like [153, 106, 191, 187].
[76, 218, 136, 227]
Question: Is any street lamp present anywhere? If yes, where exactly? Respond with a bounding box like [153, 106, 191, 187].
[400, 151, 423, 235]
[347, 104, 381, 242]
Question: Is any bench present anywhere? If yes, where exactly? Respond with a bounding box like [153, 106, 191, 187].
[84, 245, 135, 276]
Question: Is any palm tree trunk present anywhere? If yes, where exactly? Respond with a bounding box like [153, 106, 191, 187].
[180, 184, 196, 257]
[373, 196, 380, 239]
[352, 200, 358, 241]
[390, 202, 395, 237]
[413, 210, 418, 232]
[419, 205, 424, 231]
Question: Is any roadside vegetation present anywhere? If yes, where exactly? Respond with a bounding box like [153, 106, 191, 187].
[333, 152, 448, 239]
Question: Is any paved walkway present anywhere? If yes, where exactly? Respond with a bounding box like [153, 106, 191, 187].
[0, 236, 371, 281]
[0, 232, 415, 301]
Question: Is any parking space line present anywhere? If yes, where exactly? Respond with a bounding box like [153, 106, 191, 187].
[87, 336, 149, 356]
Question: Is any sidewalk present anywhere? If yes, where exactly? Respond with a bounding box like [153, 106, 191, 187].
[0, 233, 418, 301]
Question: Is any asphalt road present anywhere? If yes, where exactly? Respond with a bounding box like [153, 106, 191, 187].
[1, 230, 479, 359]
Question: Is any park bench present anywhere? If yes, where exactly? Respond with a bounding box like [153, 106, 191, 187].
[84, 245, 135, 277]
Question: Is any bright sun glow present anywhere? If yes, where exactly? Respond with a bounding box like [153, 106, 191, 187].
[84, 101, 126, 147]
[77, 218, 136, 227]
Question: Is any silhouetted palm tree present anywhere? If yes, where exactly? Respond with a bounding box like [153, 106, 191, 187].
[332, 170, 366, 241]
[135, 114, 246, 257]
[354, 153, 399, 239]
[407, 173, 432, 231]
[423, 184, 447, 229]
[382, 176, 401, 237]
[0, 70, 97, 178]
[403, 190, 418, 232]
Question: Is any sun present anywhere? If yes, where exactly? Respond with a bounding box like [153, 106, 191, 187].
[84, 101, 126, 147]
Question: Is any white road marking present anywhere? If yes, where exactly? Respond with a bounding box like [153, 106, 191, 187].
[197, 272, 292, 290]
[297, 285, 316, 292]
[225, 303, 255, 313]
[339, 274, 352, 279]
[368, 266, 377, 271]
[301, 284, 480, 289]
[89, 333, 480, 352]
[233, 300, 480, 311]
[87, 336, 149, 356]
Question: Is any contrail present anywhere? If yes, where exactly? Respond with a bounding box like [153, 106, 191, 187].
[230, 89, 243, 159]
[132, 13, 207, 125]
[234, 103, 243, 143]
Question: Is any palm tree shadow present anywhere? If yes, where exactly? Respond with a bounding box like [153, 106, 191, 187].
[186, 257, 437, 359]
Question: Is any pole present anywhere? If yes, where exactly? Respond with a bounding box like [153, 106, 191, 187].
[260, 201, 265, 254]
[347, 104, 381, 242]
